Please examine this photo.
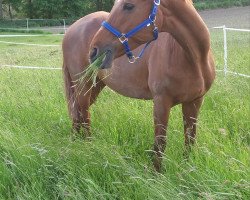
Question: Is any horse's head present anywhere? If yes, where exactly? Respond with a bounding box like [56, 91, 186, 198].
[90, 0, 163, 69]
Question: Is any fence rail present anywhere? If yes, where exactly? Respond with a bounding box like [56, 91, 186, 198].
[213, 26, 250, 32]
[0, 25, 249, 78]
[211, 25, 250, 78]
[0, 34, 64, 37]
[0, 18, 73, 33]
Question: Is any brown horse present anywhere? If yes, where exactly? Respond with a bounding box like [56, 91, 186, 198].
[63, 0, 215, 172]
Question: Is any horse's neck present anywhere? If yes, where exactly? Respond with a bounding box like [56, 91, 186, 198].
[160, 0, 210, 64]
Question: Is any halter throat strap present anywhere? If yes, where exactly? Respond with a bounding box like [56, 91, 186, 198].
[102, 0, 161, 63]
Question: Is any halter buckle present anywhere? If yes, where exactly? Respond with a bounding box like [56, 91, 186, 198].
[128, 56, 138, 64]
[119, 34, 128, 44]
[149, 15, 156, 23]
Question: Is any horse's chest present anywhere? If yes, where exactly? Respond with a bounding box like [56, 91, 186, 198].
[148, 70, 205, 102]
[97, 66, 152, 100]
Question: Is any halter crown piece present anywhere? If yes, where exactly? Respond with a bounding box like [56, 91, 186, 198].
[102, 0, 161, 63]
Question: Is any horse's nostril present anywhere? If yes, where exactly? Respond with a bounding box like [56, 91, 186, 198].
[90, 47, 99, 63]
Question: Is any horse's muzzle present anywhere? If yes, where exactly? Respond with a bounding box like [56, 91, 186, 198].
[89, 46, 114, 69]
[89, 47, 99, 63]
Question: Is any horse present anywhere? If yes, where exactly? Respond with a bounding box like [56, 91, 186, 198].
[63, 0, 215, 172]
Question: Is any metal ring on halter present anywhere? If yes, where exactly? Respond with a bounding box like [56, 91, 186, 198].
[128, 56, 138, 64]
[149, 15, 156, 23]
[153, 25, 158, 31]
[119, 34, 128, 44]
[154, 0, 160, 6]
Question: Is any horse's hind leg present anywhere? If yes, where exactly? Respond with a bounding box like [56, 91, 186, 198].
[63, 64, 82, 133]
[182, 97, 204, 152]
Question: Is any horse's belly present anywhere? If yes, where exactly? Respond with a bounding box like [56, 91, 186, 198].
[97, 62, 152, 100]
[106, 82, 152, 100]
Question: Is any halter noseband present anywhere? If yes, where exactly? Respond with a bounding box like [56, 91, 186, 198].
[102, 0, 161, 63]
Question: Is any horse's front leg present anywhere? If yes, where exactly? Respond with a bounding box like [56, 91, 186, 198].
[182, 96, 204, 155]
[153, 95, 172, 172]
[75, 79, 105, 139]
[74, 88, 91, 138]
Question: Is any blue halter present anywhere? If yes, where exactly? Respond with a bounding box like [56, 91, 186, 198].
[102, 0, 161, 63]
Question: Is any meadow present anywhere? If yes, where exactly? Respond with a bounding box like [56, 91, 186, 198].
[0, 29, 249, 199]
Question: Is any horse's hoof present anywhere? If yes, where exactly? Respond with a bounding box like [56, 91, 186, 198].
[183, 145, 192, 160]
[70, 130, 92, 141]
[85, 136, 92, 142]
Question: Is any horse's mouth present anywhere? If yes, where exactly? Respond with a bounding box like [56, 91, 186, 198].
[100, 49, 113, 69]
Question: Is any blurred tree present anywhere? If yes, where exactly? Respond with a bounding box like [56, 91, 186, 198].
[0, 0, 3, 19]
[0, 0, 114, 19]
[3, 0, 247, 20]
[22, 0, 35, 18]
[96, 0, 103, 11]
[2, 0, 21, 19]
[102, 0, 114, 11]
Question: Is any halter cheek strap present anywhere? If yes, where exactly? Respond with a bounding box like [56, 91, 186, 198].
[102, 0, 161, 63]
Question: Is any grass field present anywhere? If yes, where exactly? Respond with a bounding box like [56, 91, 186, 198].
[0, 29, 249, 199]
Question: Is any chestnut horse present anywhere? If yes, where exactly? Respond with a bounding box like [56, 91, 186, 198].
[63, 0, 215, 171]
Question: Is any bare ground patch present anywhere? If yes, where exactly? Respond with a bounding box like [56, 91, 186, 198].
[199, 6, 250, 28]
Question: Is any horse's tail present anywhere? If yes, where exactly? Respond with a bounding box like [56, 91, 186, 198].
[62, 63, 79, 121]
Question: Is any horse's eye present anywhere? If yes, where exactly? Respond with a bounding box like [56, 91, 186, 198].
[123, 3, 135, 11]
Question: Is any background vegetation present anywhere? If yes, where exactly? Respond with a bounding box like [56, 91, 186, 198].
[0, 0, 250, 20]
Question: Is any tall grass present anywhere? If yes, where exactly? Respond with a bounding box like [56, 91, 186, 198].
[0, 29, 249, 199]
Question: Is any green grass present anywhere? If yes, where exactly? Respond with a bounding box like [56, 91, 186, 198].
[210, 29, 250, 74]
[0, 35, 63, 67]
[0, 28, 51, 34]
[0, 30, 249, 199]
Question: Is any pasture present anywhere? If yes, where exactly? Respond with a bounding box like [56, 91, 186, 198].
[0, 22, 250, 200]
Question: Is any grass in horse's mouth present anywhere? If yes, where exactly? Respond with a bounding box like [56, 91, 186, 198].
[74, 53, 105, 95]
